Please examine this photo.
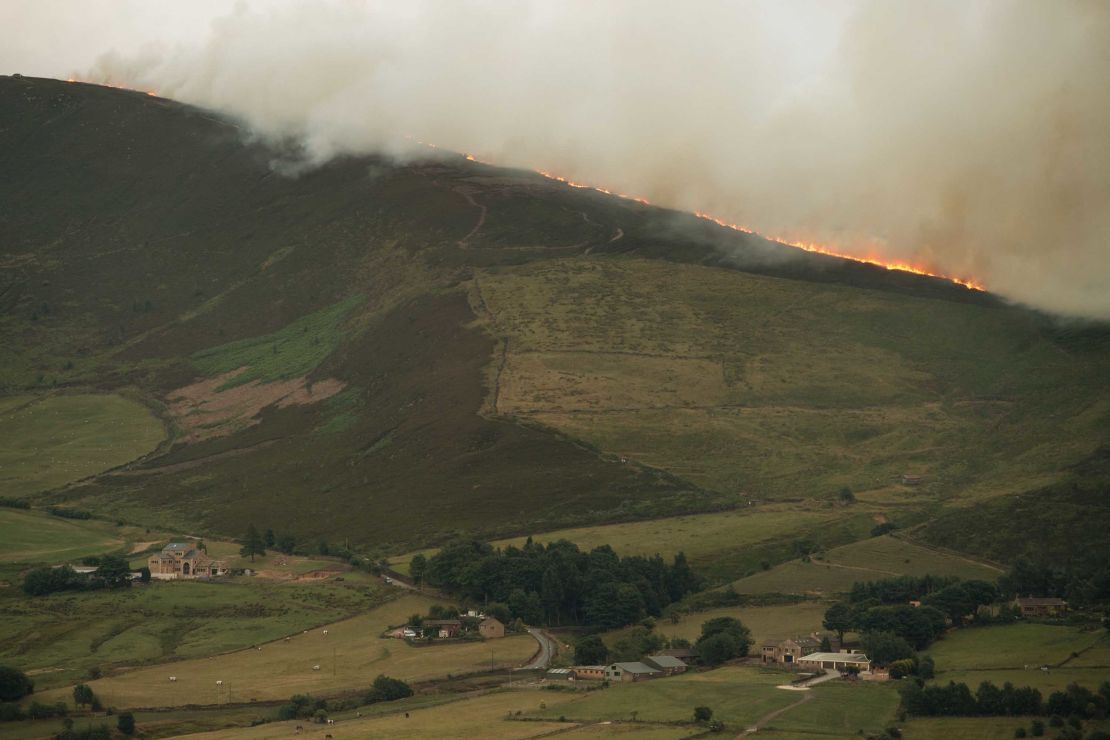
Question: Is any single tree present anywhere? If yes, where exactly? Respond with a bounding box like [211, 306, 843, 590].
[838, 487, 855, 503]
[117, 711, 136, 735]
[693, 706, 713, 722]
[73, 683, 94, 709]
[819, 635, 833, 652]
[0, 665, 34, 702]
[138, 566, 151, 584]
[409, 553, 427, 585]
[264, 528, 276, 548]
[823, 602, 855, 644]
[240, 524, 265, 562]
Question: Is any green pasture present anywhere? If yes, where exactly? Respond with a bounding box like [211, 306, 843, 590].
[0, 393, 165, 497]
[925, 623, 1104, 672]
[0, 508, 124, 564]
[731, 535, 1002, 596]
[526, 666, 798, 726]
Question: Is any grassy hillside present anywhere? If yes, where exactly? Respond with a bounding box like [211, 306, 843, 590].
[1, 74, 1107, 559]
[0, 393, 165, 496]
[0, 508, 124, 563]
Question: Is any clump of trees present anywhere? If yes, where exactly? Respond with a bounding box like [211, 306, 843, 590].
[0, 664, 34, 703]
[574, 634, 609, 665]
[22, 556, 133, 597]
[422, 538, 702, 629]
[695, 616, 752, 666]
[824, 575, 1001, 660]
[1000, 556, 1110, 608]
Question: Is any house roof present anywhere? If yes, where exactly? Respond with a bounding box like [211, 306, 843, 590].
[1015, 597, 1067, 606]
[645, 655, 687, 668]
[480, 617, 504, 626]
[800, 652, 870, 664]
[608, 662, 660, 674]
[658, 647, 696, 658]
[162, 542, 194, 552]
[546, 668, 573, 675]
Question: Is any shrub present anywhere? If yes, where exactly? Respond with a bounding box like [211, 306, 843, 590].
[365, 674, 413, 704]
[1014, 728, 1027, 738]
[117, 712, 135, 735]
[693, 706, 713, 722]
[0, 665, 34, 702]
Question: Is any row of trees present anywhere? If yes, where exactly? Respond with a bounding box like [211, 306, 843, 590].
[417, 538, 702, 628]
[900, 679, 1110, 720]
[22, 556, 135, 596]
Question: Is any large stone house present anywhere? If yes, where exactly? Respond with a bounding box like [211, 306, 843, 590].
[761, 636, 824, 665]
[1013, 596, 1068, 618]
[148, 543, 227, 580]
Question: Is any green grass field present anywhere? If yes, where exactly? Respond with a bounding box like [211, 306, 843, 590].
[731, 535, 1002, 595]
[767, 681, 900, 737]
[526, 666, 799, 726]
[0, 393, 166, 497]
[34, 593, 536, 709]
[0, 571, 388, 691]
[925, 623, 1104, 672]
[0, 508, 124, 563]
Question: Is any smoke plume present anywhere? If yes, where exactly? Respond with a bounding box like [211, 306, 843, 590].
[3, 1, 1109, 318]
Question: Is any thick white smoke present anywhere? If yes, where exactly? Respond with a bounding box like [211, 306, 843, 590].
[3, 1, 1108, 318]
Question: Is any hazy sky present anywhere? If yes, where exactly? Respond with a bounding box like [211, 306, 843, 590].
[3, 1, 1108, 319]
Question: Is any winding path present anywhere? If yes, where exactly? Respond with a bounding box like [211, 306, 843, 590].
[735, 691, 814, 737]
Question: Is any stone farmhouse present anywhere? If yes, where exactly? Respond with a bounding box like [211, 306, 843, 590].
[1013, 596, 1068, 617]
[761, 637, 821, 665]
[478, 617, 505, 638]
[148, 543, 227, 580]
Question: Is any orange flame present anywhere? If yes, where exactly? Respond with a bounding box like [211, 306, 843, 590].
[67, 77, 158, 98]
[413, 136, 984, 291]
[528, 167, 984, 291]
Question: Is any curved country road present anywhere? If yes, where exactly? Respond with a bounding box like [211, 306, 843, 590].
[519, 628, 558, 670]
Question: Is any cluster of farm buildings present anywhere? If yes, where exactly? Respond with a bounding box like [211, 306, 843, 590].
[546, 637, 875, 685]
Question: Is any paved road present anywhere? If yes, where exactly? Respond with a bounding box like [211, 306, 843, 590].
[519, 628, 558, 670]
